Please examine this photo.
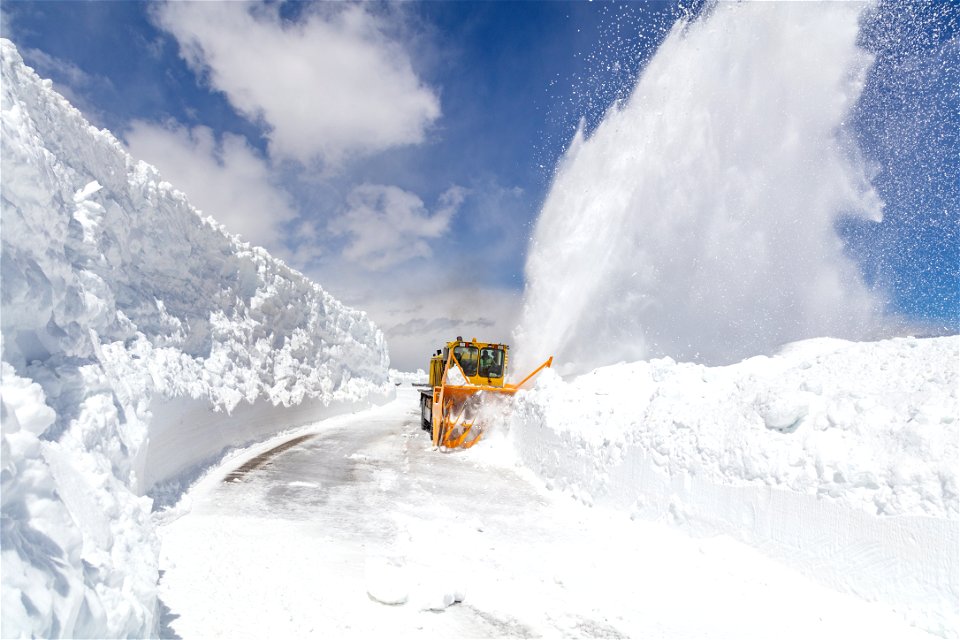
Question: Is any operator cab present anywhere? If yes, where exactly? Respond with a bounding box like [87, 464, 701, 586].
[430, 336, 508, 388]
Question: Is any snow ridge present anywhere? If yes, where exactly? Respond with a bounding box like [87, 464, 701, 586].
[507, 335, 959, 635]
[0, 39, 391, 638]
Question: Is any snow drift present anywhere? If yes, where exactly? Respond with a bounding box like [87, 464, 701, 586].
[506, 335, 958, 636]
[0, 39, 392, 638]
[515, 2, 883, 375]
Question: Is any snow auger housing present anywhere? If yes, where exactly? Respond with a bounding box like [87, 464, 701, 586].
[418, 337, 553, 449]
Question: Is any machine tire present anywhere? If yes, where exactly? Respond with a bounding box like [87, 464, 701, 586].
[420, 393, 432, 431]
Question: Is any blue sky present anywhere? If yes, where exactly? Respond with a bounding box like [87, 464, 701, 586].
[2, 1, 956, 370]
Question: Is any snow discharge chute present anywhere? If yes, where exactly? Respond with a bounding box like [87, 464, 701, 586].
[418, 338, 552, 449]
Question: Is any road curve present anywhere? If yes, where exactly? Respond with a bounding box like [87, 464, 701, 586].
[156, 388, 934, 639]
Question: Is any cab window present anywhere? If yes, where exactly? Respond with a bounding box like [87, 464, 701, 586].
[454, 346, 479, 376]
[478, 347, 504, 378]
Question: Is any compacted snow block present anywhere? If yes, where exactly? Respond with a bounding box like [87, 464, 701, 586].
[0, 39, 391, 638]
[508, 336, 959, 637]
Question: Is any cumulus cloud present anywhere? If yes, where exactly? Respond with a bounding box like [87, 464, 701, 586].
[388, 315, 497, 338]
[329, 184, 466, 270]
[151, 2, 440, 167]
[22, 47, 97, 89]
[17, 47, 113, 126]
[124, 121, 297, 250]
[353, 284, 523, 372]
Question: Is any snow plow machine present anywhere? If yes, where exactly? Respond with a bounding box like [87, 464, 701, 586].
[418, 337, 553, 449]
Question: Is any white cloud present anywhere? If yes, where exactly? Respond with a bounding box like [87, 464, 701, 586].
[377, 285, 523, 373]
[152, 2, 440, 167]
[0, 7, 12, 38]
[321, 274, 523, 373]
[124, 121, 297, 250]
[329, 184, 465, 270]
[22, 47, 94, 88]
[17, 47, 112, 127]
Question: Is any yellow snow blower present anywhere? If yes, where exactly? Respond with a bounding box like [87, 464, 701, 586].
[418, 337, 553, 449]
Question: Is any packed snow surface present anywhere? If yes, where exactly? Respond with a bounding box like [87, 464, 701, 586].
[1, 39, 391, 638]
[515, 1, 882, 374]
[505, 335, 959, 636]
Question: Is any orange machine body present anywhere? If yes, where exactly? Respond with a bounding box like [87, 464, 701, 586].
[418, 337, 552, 449]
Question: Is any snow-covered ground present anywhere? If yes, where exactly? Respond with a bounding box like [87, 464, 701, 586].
[505, 335, 959, 636]
[1, 39, 391, 638]
[156, 387, 941, 639]
[2, 25, 957, 640]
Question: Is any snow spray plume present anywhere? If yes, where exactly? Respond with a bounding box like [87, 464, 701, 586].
[514, 3, 885, 375]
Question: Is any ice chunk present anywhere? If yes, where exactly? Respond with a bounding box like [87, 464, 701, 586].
[365, 557, 408, 606]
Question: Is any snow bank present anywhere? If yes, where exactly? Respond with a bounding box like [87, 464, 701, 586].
[1, 39, 391, 638]
[507, 336, 958, 636]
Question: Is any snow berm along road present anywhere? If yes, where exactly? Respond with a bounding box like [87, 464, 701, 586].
[1, 39, 392, 638]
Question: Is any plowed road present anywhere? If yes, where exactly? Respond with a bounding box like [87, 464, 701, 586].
[156, 387, 930, 639]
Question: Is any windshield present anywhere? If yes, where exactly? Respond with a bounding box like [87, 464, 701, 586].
[453, 345, 479, 376]
[478, 347, 504, 378]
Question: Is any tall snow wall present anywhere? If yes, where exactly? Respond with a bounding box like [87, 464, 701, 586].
[0, 39, 392, 638]
[507, 336, 958, 637]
